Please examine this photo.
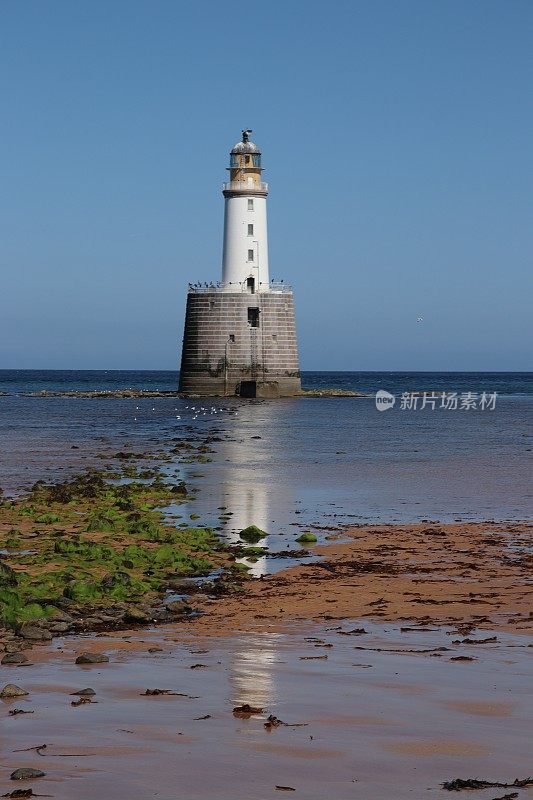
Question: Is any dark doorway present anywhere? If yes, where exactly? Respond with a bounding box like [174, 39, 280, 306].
[247, 307, 260, 327]
[239, 380, 257, 398]
[246, 277, 255, 294]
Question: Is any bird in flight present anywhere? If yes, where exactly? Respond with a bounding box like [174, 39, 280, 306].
[417, 317, 424, 323]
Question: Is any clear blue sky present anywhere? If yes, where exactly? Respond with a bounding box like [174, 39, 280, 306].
[1, 0, 531, 370]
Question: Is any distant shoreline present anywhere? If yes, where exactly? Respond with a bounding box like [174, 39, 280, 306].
[5, 388, 369, 398]
[1, 369, 531, 399]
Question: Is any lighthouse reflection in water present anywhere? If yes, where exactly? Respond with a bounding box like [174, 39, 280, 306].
[165, 402, 305, 711]
[230, 631, 283, 711]
[207, 403, 296, 711]
[213, 401, 297, 577]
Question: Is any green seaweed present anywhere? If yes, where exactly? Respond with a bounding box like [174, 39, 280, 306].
[0, 588, 54, 625]
[296, 532, 318, 543]
[0, 462, 229, 626]
[54, 538, 114, 561]
[35, 512, 61, 524]
[126, 516, 162, 539]
[18, 505, 36, 517]
[63, 579, 103, 602]
[85, 509, 122, 533]
[5, 529, 22, 547]
[239, 525, 267, 543]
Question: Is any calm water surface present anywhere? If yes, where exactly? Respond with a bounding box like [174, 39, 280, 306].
[0, 372, 531, 555]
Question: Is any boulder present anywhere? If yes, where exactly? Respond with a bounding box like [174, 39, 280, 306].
[47, 621, 70, 634]
[47, 608, 74, 623]
[165, 579, 190, 591]
[166, 600, 191, 615]
[19, 624, 52, 641]
[1, 651, 29, 665]
[77, 616, 105, 628]
[150, 607, 173, 622]
[92, 613, 119, 624]
[75, 652, 109, 665]
[123, 607, 152, 623]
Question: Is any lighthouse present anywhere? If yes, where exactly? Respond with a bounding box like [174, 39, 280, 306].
[221, 129, 269, 293]
[178, 130, 301, 398]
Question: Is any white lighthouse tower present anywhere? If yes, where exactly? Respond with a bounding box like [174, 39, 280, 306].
[222, 130, 269, 293]
[179, 130, 300, 398]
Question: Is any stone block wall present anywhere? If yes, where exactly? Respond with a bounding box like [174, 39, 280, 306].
[178, 291, 301, 396]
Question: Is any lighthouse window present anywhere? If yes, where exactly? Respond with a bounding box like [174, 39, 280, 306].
[248, 307, 260, 327]
[248, 249, 254, 261]
[247, 199, 254, 211]
[247, 224, 253, 236]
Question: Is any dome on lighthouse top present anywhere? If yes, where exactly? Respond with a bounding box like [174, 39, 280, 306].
[230, 129, 261, 155]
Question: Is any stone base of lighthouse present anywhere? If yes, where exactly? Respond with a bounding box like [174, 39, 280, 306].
[178, 290, 301, 397]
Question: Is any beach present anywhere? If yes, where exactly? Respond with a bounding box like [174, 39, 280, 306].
[1, 371, 532, 798]
[2, 556, 532, 799]
[185, 521, 533, 637]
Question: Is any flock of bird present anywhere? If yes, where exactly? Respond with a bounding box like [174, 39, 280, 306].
[132, 404, 228, 422]
[185, 405, 229, 420]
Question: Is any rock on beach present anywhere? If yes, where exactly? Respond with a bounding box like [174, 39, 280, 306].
[0, 684, 29, 698]
[10, 767, 46, 780]
[75, 652, 109, 665]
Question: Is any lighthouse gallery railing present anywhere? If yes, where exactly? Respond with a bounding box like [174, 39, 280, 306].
[222, 181, 269, 193]
[187, 281, 292, 294]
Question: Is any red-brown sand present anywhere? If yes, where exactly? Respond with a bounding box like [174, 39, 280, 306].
[188, 521, 533, 636]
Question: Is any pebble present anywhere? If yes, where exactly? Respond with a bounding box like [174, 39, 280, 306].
[75, 652, 109, 665]
[0, 684, 29, 698]
[70, 687, 96, 696]
[10, 767, 46, 780]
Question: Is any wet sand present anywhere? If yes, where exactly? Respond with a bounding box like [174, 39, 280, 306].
[191, 521, 533, 636]
[2, 520, 532, 798]
[2, 622, 532, 799]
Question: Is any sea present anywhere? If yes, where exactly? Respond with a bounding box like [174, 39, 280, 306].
[1, 371, 531, 560]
